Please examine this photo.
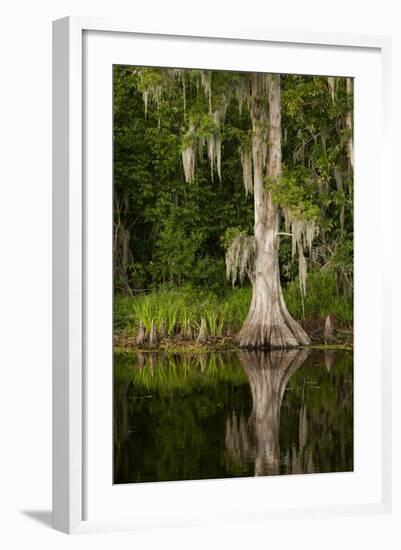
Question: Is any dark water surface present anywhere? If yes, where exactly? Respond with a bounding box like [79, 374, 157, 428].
[114, 349, 353, 483]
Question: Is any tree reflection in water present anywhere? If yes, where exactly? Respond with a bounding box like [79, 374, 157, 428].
[226, 348, 312, 476]
[114, 349, 353, 483]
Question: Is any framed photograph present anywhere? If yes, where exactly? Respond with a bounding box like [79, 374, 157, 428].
[52, 16, 392, 534]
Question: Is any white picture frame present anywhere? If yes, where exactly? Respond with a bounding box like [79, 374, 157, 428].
[52, 16, 392, 534]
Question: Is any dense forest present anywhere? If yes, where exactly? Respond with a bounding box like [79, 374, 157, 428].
[113, 66, 353, 349]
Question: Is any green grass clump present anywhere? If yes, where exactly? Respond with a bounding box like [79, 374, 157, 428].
[114, 287, 252, 338]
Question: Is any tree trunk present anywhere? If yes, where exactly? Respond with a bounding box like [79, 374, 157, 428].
[324, 314, 335, 344]
[196, 318, 207, 344]
[237, 74, 310, 349]
[113, 194, 134, 296]
[149, 321, 158, 348]
[135, 321, 147, 346]
[345, 78, 354, 170]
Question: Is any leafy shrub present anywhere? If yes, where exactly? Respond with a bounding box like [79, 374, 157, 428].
[283, 269, 353, 322]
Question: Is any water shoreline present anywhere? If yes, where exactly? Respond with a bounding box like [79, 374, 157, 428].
[114, 338, 353, 355]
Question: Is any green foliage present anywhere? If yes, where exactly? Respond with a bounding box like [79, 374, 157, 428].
[189, 256, 227, 296]
[114, 287, 252, 338]
[182, 112, 220, 146]
[114, 272, 351, 341]
[113, 65, 254, 294]
[271, 167, 320, 222]
[221, 226, 246, 250]
[283, 269, 353, 321]
[113, 66, 354, 329]
[150, 221, 202, 286]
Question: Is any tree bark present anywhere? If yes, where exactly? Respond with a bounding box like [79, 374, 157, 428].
[345, 78, 354, 170]
[114, 194, 134, 296]
[237, 74, 310, 349]
[324, 314, 335, 344]
[149, 321, 158, 348]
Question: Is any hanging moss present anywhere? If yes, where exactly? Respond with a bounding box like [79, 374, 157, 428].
[225, 233, 256, 286]
[240, 148, 253, 195]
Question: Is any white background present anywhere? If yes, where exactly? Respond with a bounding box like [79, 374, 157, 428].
[0, 0, 399, 548]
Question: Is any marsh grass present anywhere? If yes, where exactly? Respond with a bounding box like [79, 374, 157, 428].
[114, 271, 352, 344]
[114, 287, 252, 340]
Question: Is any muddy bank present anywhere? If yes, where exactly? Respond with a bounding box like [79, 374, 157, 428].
[114, 316, 352, 353]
